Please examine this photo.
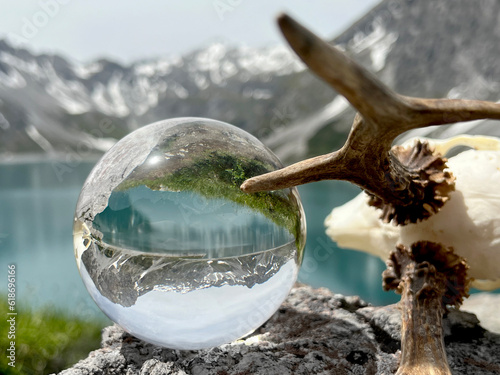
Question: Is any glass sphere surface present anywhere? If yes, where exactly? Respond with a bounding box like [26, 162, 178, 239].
[73, 117, 306, 350]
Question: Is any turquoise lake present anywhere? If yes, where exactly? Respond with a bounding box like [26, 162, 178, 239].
[0, 159, 399, 322]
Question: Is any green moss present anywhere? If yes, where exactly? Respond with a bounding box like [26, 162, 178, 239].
[117, 151, 304, 254]
[0, 298, 104, 375]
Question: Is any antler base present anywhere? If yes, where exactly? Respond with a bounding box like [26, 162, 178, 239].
[383, 241, 470, 375]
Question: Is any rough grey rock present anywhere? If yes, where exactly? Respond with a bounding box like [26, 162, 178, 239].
[59, 285, 500, 375]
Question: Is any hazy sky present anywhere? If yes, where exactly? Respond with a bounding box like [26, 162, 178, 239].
[0, 1, 380, 64]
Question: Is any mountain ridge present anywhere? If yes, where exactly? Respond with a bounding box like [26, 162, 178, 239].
[272, 0, 500, 161]
[0, 36, 334, 159]
[1, 0, 500, 162]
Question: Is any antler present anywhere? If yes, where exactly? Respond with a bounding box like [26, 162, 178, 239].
[241, 14, 500, 224]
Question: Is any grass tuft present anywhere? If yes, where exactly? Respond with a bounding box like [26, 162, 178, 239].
[0, 297, 104, 375]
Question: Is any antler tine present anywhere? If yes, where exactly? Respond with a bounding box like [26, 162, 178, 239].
[408, 97, 500, 126]
[277, 13, 500, 128]
[241, 152, 339, 193]
[241, 13, 500, 224]
[276, 13, 410, 125]
[242, 114, 399, 201]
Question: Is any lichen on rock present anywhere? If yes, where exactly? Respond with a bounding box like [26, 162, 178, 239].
[59, 285, 500, 375]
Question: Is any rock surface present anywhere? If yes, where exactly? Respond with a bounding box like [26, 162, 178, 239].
[59, 285, 500, 375]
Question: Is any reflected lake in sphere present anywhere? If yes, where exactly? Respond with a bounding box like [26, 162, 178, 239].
[73, 118, 306, 349]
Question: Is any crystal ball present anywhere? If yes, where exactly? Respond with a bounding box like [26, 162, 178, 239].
[73, 117, 306, 350]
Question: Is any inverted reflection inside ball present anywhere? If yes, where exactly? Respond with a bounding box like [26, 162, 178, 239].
[73, 118, 305, 349]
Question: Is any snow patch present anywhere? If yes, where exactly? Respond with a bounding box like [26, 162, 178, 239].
[107, 74, 130, 117]
[73, 61, 104, 79]
[349, 17, 398, 71]
[91, 83, 118, 116]
[370, 33, 397, 71]
[0, 112, 10, 130]
[88, 75, 131, 117]
[242, 88, 273, 100]
[171, 83, 188, 99]
[43, 61, 92, 114]
[238, 45, 304, 76]
[45, 84, 92, 114]
[0, 52, 44, 79]
[221, 60, 237, 78]
[192, 43, 303, 86]
[128, 76, 162, 116]
[194, 73, 209, 90]
[134, 63, 157, 77]
[134, 58, 174, 77]
[0, 66, 26, 88]
[25, 124, 54, 153]
[196, 43, 228, 71]
[157, 58, 176, 74]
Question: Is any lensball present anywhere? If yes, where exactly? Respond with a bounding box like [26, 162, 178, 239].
[73, 117, 306, 350]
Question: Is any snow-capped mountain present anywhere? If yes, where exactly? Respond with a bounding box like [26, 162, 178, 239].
[0, 40, 328, 158]
[2, 0, 500, 162]
[267, 0, 500, 161]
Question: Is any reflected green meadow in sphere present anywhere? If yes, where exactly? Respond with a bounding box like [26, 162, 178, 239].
[73, 118, 306, 349]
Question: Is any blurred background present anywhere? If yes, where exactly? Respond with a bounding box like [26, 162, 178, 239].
[2, 0, 500, 373]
